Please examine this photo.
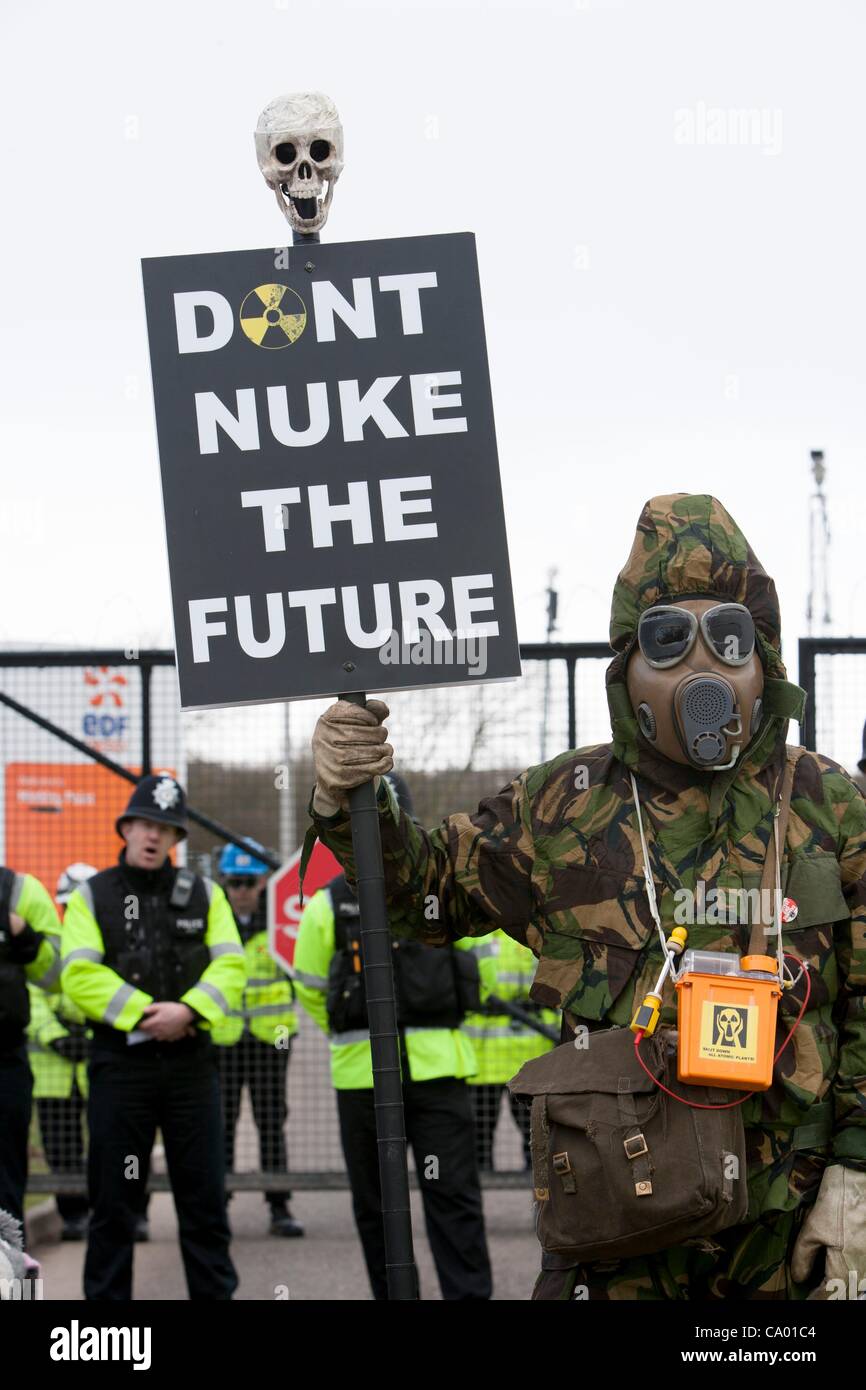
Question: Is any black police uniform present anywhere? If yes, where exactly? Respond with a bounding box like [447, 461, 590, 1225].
[83, 852, 237, 1301]
[0, 868, 40, 1225]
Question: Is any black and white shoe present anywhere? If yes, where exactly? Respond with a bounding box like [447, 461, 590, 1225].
[269, 1206, 305, 1238]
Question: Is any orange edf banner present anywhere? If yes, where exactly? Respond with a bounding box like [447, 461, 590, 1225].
[5, 763, 176, 905]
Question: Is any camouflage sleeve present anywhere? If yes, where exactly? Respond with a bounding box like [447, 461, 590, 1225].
[832, 773, 866, 1168]
[310, 772, 538, 946]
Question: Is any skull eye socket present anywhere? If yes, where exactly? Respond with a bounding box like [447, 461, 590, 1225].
[274, 142, 297, 165]
[310, 139, 331, 162]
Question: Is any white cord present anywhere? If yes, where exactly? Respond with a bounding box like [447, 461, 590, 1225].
[629, 772, 677, 975]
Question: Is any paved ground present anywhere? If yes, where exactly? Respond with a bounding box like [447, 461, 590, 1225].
[31, 1187, 539, 1301]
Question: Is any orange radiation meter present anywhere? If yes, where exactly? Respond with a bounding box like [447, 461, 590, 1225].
[674, 950, 781, 1091]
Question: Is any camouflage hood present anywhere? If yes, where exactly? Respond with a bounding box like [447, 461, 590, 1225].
[606, 494, 806, 785]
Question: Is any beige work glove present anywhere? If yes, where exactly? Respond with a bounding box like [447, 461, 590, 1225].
[791, 1164, 866, 1299]
[311, 699, 393, 815]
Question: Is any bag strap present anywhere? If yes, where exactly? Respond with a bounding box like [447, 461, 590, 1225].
[531, 1096, 551, 1202]
[748, 746, 805, 957]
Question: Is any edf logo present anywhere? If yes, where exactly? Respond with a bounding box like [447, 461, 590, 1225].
[82, 668, 128, 740]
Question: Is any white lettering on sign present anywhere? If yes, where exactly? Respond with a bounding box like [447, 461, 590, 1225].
[308, 482, 374, 548]
[240, 488, 301, 553]
[239, 479, 437, 552]
[151, 249, 514, 693]
[310, 277, 377, 341]
[235, 593, 286, 659]
[187, 577, 498, 662]
[190, 598, 228, 662]
[287, 588, 337, 653]
[377, 272, 438, 333]
[267, 383, 330, 447]
[173, 273, 439, 353]
[342, 584, 393, 647]
[174, 291, 234, 353]
[452, 574, 499, 638]
[338, 376, 407, 443]
[410, 372, 468, 436]
[380, 476, 437, 542]
[193, 373, 466, 454]
[195, 389, 260, 453]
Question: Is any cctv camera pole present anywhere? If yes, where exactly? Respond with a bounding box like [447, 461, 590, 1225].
[291, 225, 418, 1302]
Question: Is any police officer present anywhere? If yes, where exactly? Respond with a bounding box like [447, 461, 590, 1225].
[0, 866, 62, 1226]
[294, 773, 492, 1301]
[214, 842, 303, 1238]
[26, 863, 97, 1240]
[463, 931, 558, 1172]
[61, 774, 246, 1301]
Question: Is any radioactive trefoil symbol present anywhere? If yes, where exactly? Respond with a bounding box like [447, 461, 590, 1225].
[239, 284, 307, 348]
[713, 1005, 748, 1050]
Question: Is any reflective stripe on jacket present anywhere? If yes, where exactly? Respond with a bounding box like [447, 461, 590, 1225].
[293, 887, 477, 1090]
[26, 984, 89, 1099]
[211, 929, 297, 1046]
[61, 873, 245, 1032]
[462, 931, 558, 1084]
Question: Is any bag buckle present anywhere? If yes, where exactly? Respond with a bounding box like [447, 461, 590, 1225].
[552, 1151, 577, 1195]
[623, 1132, 649, 1160]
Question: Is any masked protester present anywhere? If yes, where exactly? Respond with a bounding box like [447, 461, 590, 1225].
[307, 493, 866, 1301]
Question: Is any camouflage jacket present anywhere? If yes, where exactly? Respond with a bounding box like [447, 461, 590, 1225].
[311, 495, 866, 1217]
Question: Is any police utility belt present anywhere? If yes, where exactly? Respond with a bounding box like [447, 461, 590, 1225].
[325, 878, 480, 1035]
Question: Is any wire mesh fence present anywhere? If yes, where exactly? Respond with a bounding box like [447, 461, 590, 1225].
[9, 640, 863, 1201]
[2, 646, 609, 1197]
[799, 638, 866, 775]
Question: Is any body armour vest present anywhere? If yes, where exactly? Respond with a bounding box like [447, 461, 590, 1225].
[90, 859, 211, 1009]
[0, 867, 30, 1048]
[325, 875, 480, 1033]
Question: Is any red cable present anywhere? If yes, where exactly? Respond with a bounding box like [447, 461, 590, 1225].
[633, 953, 812, 1110]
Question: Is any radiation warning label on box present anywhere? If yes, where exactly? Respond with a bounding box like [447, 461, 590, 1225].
[698, 1000, 759, 1065]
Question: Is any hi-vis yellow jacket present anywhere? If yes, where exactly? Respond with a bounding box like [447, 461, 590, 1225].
[211, 912, 298, 1047]
[5, 871, 63, 995]
[462, 931, 558, 1085]
[294, 885, 477, 1090]
[27, 984, 89, 1098]
[60, 873, 245, 1033]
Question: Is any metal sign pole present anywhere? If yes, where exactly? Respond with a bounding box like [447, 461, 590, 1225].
[289, 211, 418, 1299]
[341, 692, 418, 1300]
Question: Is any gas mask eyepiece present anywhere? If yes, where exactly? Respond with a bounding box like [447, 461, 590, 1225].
[637, 603, 756, 669]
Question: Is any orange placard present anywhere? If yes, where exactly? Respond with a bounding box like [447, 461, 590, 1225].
[5, 763, 176, 906]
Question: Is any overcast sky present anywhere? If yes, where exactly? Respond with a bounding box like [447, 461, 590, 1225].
[2, 0, 864, 685]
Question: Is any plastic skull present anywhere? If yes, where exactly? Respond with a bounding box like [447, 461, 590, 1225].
[254, 92, 344, 235]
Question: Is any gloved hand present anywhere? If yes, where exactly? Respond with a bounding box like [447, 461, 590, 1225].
[50, 1029, 89, 1063]
[791, 1164, 866, 1298]
[311, 699, 393, 814]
